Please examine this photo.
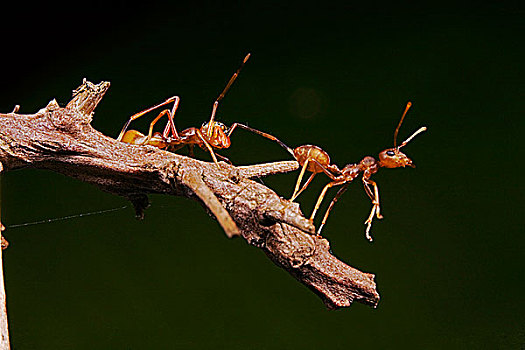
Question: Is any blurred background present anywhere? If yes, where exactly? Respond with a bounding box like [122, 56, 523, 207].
[0, 2, 523, 349]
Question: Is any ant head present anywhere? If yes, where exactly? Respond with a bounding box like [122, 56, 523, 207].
[378, 147, 414, 168]
[202, 121, 229, 134]
[201, 121, 231, 148]
[378, 102, 427, 169]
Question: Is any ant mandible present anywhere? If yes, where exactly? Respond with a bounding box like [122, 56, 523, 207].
[239, 102, 426, 241]
[116, 54, 259, 167]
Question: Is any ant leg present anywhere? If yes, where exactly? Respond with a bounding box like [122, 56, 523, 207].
[144, 96, 181, 145]
[363, 179, 382, 241]
[168, 144, 185, 153]
[362, 181, 375, 201]
[291, 158, 339, 201]
[364, 206, 377, 241]
[117, 96, 179, 142]
[293, 173, 316, 200]
[162, 96, 181, 139]
[291, 159, 310, 201]
[143, 109, 169, 145]
[162, 123, 170, 139]
[310, 181, 344, 222]
[371, 180, 383, 219]
[226, 123, 238, 137]
[363, 178, 383, 219]
[215, 153, 232, 164]
[188, 145, 195, 157]
[318, 183, 350, 234]
[311, 158, 339, 180]
[195, 129, 220, 169]
[361, 175, 378, 213]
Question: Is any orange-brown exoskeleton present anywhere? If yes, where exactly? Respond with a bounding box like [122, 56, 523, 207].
[116, 54, 261, 167]
[239, 102, 426, 241]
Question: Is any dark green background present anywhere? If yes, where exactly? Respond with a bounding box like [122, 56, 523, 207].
[1, 2, 523, 349]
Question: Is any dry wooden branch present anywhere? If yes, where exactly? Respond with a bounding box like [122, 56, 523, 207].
[0, 80, 379, 310]
[0, 170, 8, 349]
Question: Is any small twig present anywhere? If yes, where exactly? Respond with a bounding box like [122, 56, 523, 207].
[0, 80, 380, 310]
[183, 170, 240, 238]
[237, 161, 299, 179]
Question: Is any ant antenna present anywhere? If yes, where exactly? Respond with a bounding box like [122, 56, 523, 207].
[393, 101, 412, 148]
[208, 53, 251, 137]
[234, 124, 296, 157]
[398, 126, 427, 149]
[217, 53, 251, 104]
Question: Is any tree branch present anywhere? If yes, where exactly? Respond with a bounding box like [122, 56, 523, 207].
[0, 80, 379, 310]
[0, 164, 9, 350]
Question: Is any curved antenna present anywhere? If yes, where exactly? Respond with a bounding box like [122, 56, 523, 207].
[393, 101, 412, 148]
[216, 53, 251, 104]
[207, 53, 251, 137]
[232, 123, 295, 157]
[398, 126, 427, 149]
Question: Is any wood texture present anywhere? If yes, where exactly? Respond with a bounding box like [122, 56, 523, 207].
[0, 80, 380, 311]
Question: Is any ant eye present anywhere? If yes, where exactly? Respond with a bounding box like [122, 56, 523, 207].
[386, 150, 395, 156]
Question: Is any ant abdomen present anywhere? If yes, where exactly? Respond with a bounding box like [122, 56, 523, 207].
[120, 130, 145, 145]
[121, 130, 168, 148]
[293, 145, 331, 173]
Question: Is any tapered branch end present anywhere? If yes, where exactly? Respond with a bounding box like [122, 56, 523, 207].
[66, 79, 110, 116]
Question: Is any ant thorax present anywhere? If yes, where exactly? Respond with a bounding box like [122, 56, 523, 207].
[341, 162, 364, 180]
[356, 156, 379, 176]
[360, 156, 377, 168]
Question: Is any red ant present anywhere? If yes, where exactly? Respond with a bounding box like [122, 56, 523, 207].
[239, 102, 426, 241]
[116, 54, 260, 167]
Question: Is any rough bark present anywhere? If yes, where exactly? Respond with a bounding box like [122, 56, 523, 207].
[0, 245, 8, 350]
[0, 80, 380, 311]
